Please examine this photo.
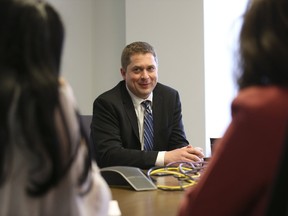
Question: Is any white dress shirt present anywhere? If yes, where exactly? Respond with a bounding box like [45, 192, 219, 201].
[126, 87, 165, 166]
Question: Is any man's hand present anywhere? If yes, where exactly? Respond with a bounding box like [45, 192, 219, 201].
[164, 145, 204, 165]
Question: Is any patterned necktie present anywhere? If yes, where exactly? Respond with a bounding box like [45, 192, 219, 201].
[142, 100, 154, 151]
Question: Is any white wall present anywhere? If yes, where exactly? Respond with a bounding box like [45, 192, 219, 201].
[47, 0, 93, 113]
[47, 0, 125, 115]
[204, 0, 248, 156]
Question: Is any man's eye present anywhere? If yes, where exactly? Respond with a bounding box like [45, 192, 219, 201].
[133, 68, 142, 73]
[147, 67, 156, 72]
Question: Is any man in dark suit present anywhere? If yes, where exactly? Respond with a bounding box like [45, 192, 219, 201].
[91, 41, 204, 169]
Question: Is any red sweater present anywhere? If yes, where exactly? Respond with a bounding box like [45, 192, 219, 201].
[178, 86, 288, 216]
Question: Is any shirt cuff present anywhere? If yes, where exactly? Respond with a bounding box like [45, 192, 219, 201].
[155, 151, 166, 166]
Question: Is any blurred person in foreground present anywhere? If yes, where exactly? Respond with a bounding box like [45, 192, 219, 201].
[91, 41, 204, 169]
[0, 0, 111, 215]
[178, 0, 288, 215]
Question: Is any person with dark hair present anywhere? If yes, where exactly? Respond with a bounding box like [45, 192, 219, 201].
[91, 41, 204, 169]
[177, 0, 288, 215]
[0, 0, 111, 215]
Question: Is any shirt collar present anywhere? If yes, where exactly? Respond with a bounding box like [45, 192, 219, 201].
[126, 85, 153, 106]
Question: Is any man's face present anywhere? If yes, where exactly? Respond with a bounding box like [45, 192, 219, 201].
[121, 53, 158, 99]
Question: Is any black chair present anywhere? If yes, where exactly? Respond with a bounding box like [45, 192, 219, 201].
[80, 115, 92, 136]
[209, 137, 221, 155]
[79, 115, 95, 159]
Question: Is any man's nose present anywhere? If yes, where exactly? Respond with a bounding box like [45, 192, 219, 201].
[141, 70, 149, 79]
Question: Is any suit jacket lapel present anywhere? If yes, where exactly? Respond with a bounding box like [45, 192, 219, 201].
[152, 84, 163, 148]
[120, 81, 140, 140]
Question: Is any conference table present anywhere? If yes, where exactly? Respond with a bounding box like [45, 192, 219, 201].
[106, 160, 210, 216]
[110, 175, 189, 216]
[111, 187, 185, 216]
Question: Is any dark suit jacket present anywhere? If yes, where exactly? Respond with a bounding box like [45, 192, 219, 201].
[91, 80, 189, 169]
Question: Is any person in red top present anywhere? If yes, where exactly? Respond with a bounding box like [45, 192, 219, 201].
[178, 0, 288, 215]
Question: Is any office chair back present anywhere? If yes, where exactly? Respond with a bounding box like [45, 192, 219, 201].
[80, 115, 92, 136]
[210, 138, 221, 155]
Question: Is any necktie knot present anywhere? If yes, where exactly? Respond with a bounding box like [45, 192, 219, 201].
[142, 100, 152, 113]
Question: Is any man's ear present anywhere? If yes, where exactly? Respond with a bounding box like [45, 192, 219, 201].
[120, 68, 126, 79]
